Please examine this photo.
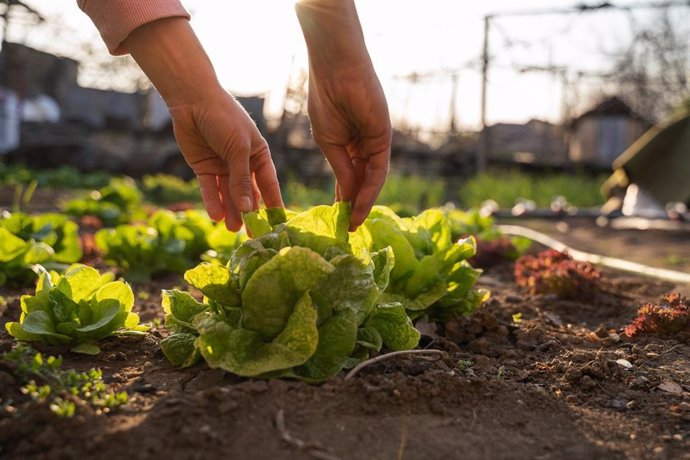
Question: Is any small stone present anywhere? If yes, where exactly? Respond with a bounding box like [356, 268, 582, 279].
[579, 375, 597, 390]
[630, 376, 651, 390]
[565, 394, 578, 404]
[594, 326, 609, 338]
[495, 325, 510, 336]
[132, 381, 156, 394]
[543, 312, 564, 327]
[610, 399, 628, 410]
[218, 401, 238, 413]
[626, 400, 637, 410]
[616, 359, 633, 369]
[565, 368, 582, 383]
[658, 380, 683, 394]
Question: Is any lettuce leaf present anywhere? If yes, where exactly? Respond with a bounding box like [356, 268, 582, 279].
[241, 247, 334, 340]
[195, 291, 319, 376]
[293, 307, 358, 381]
[367, 303, 420, 351]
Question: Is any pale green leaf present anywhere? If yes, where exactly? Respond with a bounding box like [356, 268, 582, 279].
[196, 291, 319, 376]
[241, 247, 334, 340]
[367, 303, 420, 351]
[184, 263, 240, 306]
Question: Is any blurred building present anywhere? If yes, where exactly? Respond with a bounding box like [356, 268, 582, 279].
[566, 96, 649, 169]
[484, 119, 568, 167]
[0, 41, 266, 178]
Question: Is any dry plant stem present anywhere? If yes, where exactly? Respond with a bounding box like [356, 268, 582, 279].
[498, 224, 690, 285]
[344, 350, 447, 381]
[275, 409, 340, 460]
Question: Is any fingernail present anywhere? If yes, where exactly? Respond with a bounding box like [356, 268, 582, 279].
[240, 196, 252, 212]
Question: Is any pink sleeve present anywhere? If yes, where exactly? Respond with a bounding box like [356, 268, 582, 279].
[78, 0, 190, 55]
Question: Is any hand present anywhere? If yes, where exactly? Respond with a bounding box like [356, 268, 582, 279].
[123, 18, 283, 231]
[307, 63, 391, 231]
[296, 0, 392, 230]
[169, 89, 283, 231]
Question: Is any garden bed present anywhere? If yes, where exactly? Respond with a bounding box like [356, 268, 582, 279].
[0, 175, 688, 459]
[2, 257, 688, 460]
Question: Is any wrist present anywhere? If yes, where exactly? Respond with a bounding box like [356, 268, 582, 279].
[124, 17, 221, 107]
[295, 0, 370, 71]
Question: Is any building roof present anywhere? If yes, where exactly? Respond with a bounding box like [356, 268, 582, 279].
[571, 96, 649, 127]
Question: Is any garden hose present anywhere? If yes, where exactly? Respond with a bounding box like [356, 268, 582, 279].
[497, 224, 690, 285]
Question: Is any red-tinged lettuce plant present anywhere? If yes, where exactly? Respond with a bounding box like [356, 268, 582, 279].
[514, 249, 601, 299]
[624, 292, 690, 337]
[445, 208, 531, 269]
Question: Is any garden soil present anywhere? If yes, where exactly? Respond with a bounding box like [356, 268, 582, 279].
[1, 214, 689, 460]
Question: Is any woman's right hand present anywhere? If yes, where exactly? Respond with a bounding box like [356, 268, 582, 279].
[296, 0, 392, 230]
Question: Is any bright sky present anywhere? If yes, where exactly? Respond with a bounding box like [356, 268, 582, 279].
[15, 0, 687, 131]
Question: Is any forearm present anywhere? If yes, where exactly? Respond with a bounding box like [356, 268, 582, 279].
[122, 18, 222, 108]
[295, 0, 371, 71]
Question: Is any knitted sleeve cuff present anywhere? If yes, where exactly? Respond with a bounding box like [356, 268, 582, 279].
[78, 0, 191, 55]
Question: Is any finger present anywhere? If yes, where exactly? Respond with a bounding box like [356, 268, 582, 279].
[226, 147, 255, 214]
[352, 156, 367, 196]
[198, 174, 225, 221]
[250, 142, 284, 209]
[350, 151, 389, 231]
[320, 143, 357, 203]
[251, 173, 261, 211]
[219, 175, 243, 232]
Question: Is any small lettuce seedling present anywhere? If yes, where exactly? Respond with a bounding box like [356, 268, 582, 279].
[624, 292, 690, 337]
[2, 345, 128, 417]
[5, 264, 148, 354]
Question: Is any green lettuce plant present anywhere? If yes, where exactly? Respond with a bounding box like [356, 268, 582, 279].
[5, 264, 148, 354]
[357, 206, 490, 321]
[62, 177, 144, 226]
[141, 174, 201, 204]
[161, 203, 420, 381]
[95, 209, 215, 282]
[161, 203, 488, 381]
[0, 212, 82, 286]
